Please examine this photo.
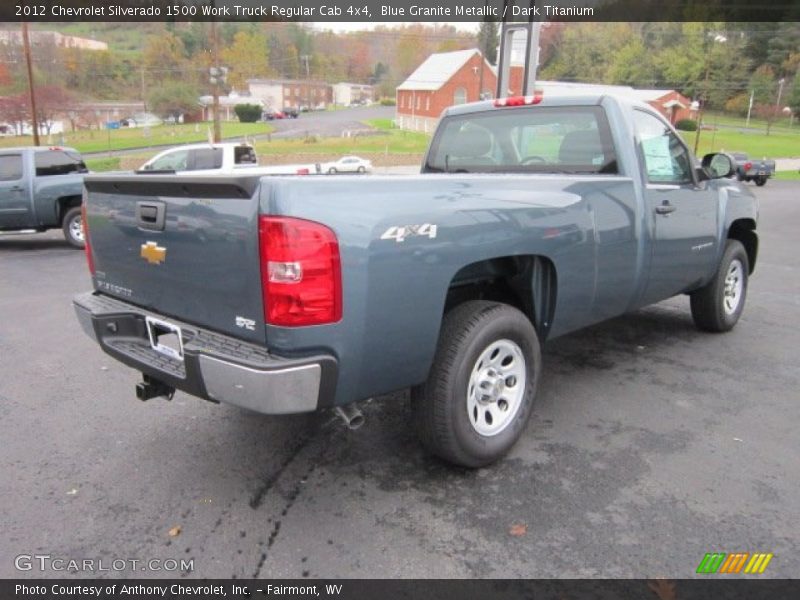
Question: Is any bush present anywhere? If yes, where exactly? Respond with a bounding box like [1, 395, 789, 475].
[675, 118, 697, 131]
[234, 104, 263, 123]
[379, 97, 396, 106]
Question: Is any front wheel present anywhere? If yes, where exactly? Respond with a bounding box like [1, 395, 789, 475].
[62, 206, 85, 249]
[412, 301, 541, 468]
[690, 240, 749, 332]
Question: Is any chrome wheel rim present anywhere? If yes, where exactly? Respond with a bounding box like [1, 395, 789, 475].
[723, 259, 744, 316]
[69, 215, 85, 243]
[467, 339, 526, 437]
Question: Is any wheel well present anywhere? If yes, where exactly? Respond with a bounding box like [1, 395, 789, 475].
[444, 255, 557, 340]
[728, 219, 757, 274]
[57, 196, 82, 224]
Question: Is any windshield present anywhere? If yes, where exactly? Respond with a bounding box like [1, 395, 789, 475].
[424, 106, 618, 175]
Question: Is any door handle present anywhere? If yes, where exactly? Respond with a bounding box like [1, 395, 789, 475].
[655, 202, 677, 215]
[9, 186, 23, 191]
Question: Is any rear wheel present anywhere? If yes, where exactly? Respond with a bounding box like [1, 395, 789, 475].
[755, 176, 767, 186]
[357, 166, 366, 173]
[328, 167, 337, 175]
[690, 240, 749, 332]
[412, 301, 541, 468]
[62, 206, 85, 249]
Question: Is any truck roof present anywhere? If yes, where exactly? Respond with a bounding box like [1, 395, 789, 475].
[442, 93, 654, 118]
[0, 146, 80, 154]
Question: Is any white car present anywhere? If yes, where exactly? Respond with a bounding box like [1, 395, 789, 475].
[325, 156, 372, 174]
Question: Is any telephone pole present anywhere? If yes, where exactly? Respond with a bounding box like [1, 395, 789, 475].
[210, 14, 221, 143]
[21, 22, 40, 146]
[301, 54, 311, 110]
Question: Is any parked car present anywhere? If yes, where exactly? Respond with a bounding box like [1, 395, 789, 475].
[139, 143, 317, 176]
[75, 93, 757, 468]
[262, 109, 286, 121]
[324, 156, 372, 174]
[0, 146, 88, 248]
[730, 152, 774, 186]
[282, 107, 299, 119]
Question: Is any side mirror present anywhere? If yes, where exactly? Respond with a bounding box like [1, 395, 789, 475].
[701, 152, 735, 179]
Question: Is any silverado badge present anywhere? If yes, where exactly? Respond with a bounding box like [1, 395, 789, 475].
[140, 241, 166, 265]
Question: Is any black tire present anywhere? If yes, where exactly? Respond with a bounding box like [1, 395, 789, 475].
[62, 206, 85, 249]
[411, 301, 541, 468]
[357, 166, 366, 174]
[328, 167, 337, 175]
[755, 176, 767, 187]
[690, 240, 749, 332]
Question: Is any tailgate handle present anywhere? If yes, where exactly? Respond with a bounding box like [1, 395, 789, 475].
[135, 201, 166, 231]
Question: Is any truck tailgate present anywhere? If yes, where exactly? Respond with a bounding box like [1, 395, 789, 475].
[83, 175, 265, 343]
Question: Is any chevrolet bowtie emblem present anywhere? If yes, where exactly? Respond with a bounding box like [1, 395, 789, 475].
[140, 241, 166, 265]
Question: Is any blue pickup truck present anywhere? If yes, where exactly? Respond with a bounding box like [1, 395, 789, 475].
[0, 146, 88, 248]
[74, 93, 758, 467]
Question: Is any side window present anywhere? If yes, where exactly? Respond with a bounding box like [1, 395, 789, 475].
[190, 148, 223, 170]
[234, 146, 257, 165]
[0, 154, 23, 181]
[34, 151, 86, 177]
[149, 150, 189, 171]
[633, 110, 693, 184]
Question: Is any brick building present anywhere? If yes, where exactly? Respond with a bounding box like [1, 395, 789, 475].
[630, 89, 695, 124]
[396, 49, 495, 133]
[248, 79, 333, 111]
[396, 49, 696, 132]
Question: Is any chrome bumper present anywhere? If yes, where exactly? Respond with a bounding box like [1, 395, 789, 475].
[73, 293, 336, 415]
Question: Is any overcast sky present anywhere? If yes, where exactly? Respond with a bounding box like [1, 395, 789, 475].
[311, 22, 481, 33]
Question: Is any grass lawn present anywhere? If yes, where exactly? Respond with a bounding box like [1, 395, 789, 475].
[253, 121, 430, 157]
[774, 170, 800, 180]
[684, 128, 800, 159]
[0, 122, 273, 155]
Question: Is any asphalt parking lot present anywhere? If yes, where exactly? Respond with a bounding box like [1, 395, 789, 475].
[1, 181, 798, 579]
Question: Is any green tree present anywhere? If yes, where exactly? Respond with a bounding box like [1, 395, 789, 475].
[148, 81, 199, 120]
[477, 20, 499, 65]
[749, 65, 777, 105]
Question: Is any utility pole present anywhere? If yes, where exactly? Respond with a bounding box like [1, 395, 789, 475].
[745, 90, 754, 128]
[766, 77, 785, 137]
[693, 63, 711, 155]
[21, 22, 40, 146]
[140, 64, 147, 112]
[210, 14, 221, 143]
[300, 54, 311, 110]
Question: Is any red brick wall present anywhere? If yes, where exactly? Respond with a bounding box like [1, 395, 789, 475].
[647, 91, 694, 124]
[397, 53, 497, 119]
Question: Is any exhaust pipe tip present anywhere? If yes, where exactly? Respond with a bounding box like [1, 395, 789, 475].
[334, 403, 365, 430]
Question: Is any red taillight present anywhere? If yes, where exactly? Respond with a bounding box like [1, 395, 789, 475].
[81, 203, 95, 275]
[744, 162, 753, 172]
[494, 92, 543, 108]
[258, 216, 342, 327]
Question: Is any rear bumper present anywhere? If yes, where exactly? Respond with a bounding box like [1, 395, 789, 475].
[73, 292, 337, 415]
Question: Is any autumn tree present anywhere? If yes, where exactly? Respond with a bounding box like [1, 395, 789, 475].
[143, 30, 188, 85]
[35, 85, 76, 135]
[222, 30, 270, 90]
[0, 94, 30, 135]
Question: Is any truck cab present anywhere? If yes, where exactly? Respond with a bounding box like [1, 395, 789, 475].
[0, 146, 87, 248]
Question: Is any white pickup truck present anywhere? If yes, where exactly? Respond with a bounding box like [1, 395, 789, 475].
[139, 142, 318, 176]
